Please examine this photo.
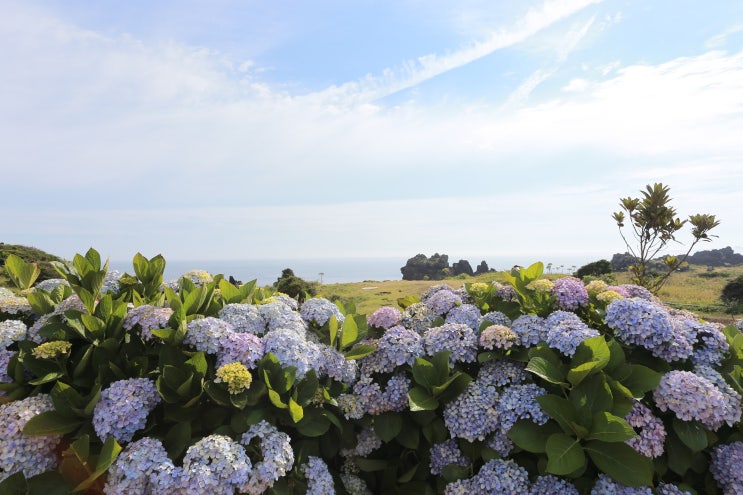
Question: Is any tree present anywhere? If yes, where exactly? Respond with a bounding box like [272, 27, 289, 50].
[612, 183, 719, 293]
[575, 259, 612, 279]
[273, 268, 317, 302]
[721, 275, 743, 315]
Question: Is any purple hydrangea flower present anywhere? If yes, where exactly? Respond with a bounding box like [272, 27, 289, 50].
[93, 378, 161, 443]
[493, 283, 518, 302]
[180, 435, 252, 495]
[317, 342, 358, 385]
[367, 306, 402, 330]
[423, 323, 478, 365]
[301, 456, 335, 495]
[240, 420, 294, 495]
[123, 305, 173, 341]
[445, 459, 530, 494]
[446, 304, 483, 331]
[218, 303, 266, 335]
[360, 325, 424, 375]
[429, 439, 470, 475]
[624, 401, 666, 458]
[620, 284, 655, 301]
[425, 289, 462, 316]
[511, 315, 548, 348]
[656, 483, 693, 495]
[545, 311, 600, 357]
[496, 383, 549, 431]
[552, 277, 589, 311]
[104, 437, 175, 495]
[0, 394, 62, 481]
[300, 297, 345, 326]
[347, 373, 410, 416]
[590, 474, 652, 494]
[217, 331, 265, 369]
[477, 359, 528, 388]
[262, 328, 322, 379]
[710, 442, 743, 495]
[606, 298, 676, 351]
[690, 322, 729, 366]
[184, 317, 235, 354]
[530, 474, 579, 495]
[486, 428, 514, 457]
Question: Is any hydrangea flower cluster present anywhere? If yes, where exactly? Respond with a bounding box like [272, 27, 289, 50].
[511, 314, 548, 347]
[527, 278, 554, 292]
[179, 435, 252, 495]
[360, 326, 423, 375]
[479, 324, 518, 350]
[0, 288, 32, 316]
[262, 328, 322, 379]
[31, 340, 72, 359]
[530, 474, 579, 495]
[584, 279, 609, 296]
[655, 483, 693, 495]
[551, 277, 589, 310]
[104, 436, 174, 495]
[101, 269, 123, 294]
[606, 298, 675, 351]
[545, 311, 600, 356]
[482, 310, 511, 327]
[301, 456, 335, 495]
[590, 474, 652, 494]
[240, 420, 294, 495]
[653, 370, 741, 430]
[444, 458, 530, 494]
[217, 331, 265, 368]
[0, 348, 13, 391]
[689, 321, 729, 366]
[624, 401, 666, 458]
[493, 282, 518, 302]
[214, 362, 253, 394]
[425, 289, 462, 316]
[596, 290, 624, 304]
[367, 306, 402, 330]
[0, 394, 62, 482]
[93, 377, 161, 443]
[445, 303, 483, 330]
[444, 379, 500, 441]
[496, 383, 549, 431]
[218, 304, 266, 335]
[340, 426, 382, 458]
[184, 317, 235, 354]
[300, 297, 344, 326]
[259, 301, 306, 334]
[477, 359, 528, 388]
[429, 439, 470, 475]
[122, 305, 174, 341]
[340, 374, 410, 417]
[710, 441, 743, 494]
[0, 319, 26, 348]
[401, 302, 436, 334]
[423, 323, 478, 365]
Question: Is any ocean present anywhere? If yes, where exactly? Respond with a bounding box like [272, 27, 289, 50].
[108, 255, 599, 287]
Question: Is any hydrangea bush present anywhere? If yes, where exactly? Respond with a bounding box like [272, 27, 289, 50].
[1, 253, 742, 494]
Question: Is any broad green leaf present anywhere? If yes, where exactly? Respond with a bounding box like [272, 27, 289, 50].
[584, 440, 653, 487]
[354, 458, 388, 472]
[507, 419, 561, 453]
[587, 412, 636, 442]
[340, 315, 358, 348]
[374, 412, 403, 442]
[218, 279, 240, 303]
[73, 436, 122, 491]
[295, 370, 319, 405]
[343, 344, 376, 360]
[288, 397, 304, 423]
[165, 421, 191, 459]
[0, 471, 28, 494]
[522, 262, 544, 280]
[621, 365, 662, 398]
[568, 336, 610, 386]
[295, 409, 331, 437]
[605, 338, 626, 373]
[4, 254, 41, 290]
[537, 395, 582, 434]
[430, 351, 452, 383]
[185, 352, 208, 376]
[545, 433, 585, 475]
[268, 389, 288, 409]
[567, 361, 601, 387]
[28, 372, 65, 386]
[412, 357, 437, 390]
[672, 419, 708, 452]
[570, 373, 613, 417]
[408, 386, 439, 411]
[328, 315, 338, 347]
[527, 357, 568, 386]
[27, 472, 72, 495]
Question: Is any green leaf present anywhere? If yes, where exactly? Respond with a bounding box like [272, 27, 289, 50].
[328, 315, 339, 347]
[568, 336, 610, 386]
[0, 471, 28, 494]
[73, 436, 122, 491]
[268, 389, 288, 409]
[522, 261, 544, 280]
[408, 386, 439, 411]
[343, 344, 376, 360]
[537, 395, 582, 434]
[374, 412, 403, 442]
[218, 279, 241, 303]
[527, 357, 568, 386]
[545, 433, 585, 475]
[295, 408, 331, 437]
[584, 440, 653, 487]
[570, 373, 613, 417]
[587, 412, 636, 442]
[165, 421, 191, 459]
[621, 365, 662, 398]
[288, 397, 304, 423]
[507, 419, 561, 453]
[672, 419, 708, 452]
[605, 338, 626, 373]
[412, 357, 437, 390]
[340, 315, 358, 348]
[27, 472, 72, 495]
[22, 411, 83, 436]
[4, 253, 41, 290]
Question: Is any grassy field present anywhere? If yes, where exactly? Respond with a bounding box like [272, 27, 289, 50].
[317, 264, 743, 324]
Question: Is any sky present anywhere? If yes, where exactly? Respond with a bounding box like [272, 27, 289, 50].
[2, 0, 743, 265]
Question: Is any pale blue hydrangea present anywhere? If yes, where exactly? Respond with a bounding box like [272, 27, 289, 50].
[653, 370, 741, 430]
[360, 325, 424, 375]
[340, 426, 382, 457]
[0, 320, 26, 348]
[624, 401, 666, 458]
[421, 284, 456, 301]
[606, 298, 675, 351]
[656, 483, 693, 495]
[545, 311, 600, 357]
[446, 303, 483, 331]
[122, 305, 173, 341]
[184, 317, 235, 354]
[511, 315, 548, 348]
[429, 439, 470, 475]
[552, 277, 589, 311]
[240, 420, 294, 495]
[180, 435, 252, 495]
[101, 269, 123, 294]
[218, 303, 266, 335]
[301, 456, 335, 495]
[0, 348, 13, 393]
[690, 322, 729, 366]
[262, 328, 322, 379]
[497, 383, 549, 431]
[479, 324, 518, 350]
[0, 288, 32, 317]
[591, 474, 652, 494]
[423, 323, 478, 365]
[272, 294, 300, 311]
[425, 289, 462, 316]
[530, 474, 579, 495]
[493, 283, 518, 302]
[300, 297, 345, 326]
[349, 373, 410, 415]
[401, 302, 436, 334]
[444, 380, 500, 441]
[620, 284, 655, 301]
[341, 473, 372, 495]
[0, 394, 62, 481]
[93, 378, 161, 443]
[477, 359, 528, 388]
[445, 459, 530, 495]
[104, 437, 175, 495]
[259, 301, 306, 334]
[710, 442, 743, 495]
[482, 310, 512, 327]
[317, 342, 358, 385]
[485, 427, 513, 457]
[33, 278, 68, 292]
[693, 365, 743, 417]
[216, 331, 265, 369]
[368, 306, 402, 330]
[26, 295, 87, 343]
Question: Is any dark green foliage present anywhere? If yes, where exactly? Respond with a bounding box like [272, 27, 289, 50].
[575, 260, 612, 279]
[273, 268, 317, 302]
[721, 275, 743, 313]
[0, 243, 64, 286]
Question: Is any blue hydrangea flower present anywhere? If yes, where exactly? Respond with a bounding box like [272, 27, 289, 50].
[0, 394, 62, 482]
[360, 325, 424, 374]
[340, 426, 382, 457]
[421, 284, 456, 301]
[493, 283, 518, 302]
[480, 324, 518, 350]
[656, 483, 693, 495]
[104, 436, 175, 495]
[217, 331, 265, 369]
[482, 310, 512, 327]
[690, 322, 729, 366]
[446, 304, 483, 331]
[341, 473, 372, 495]
[710, 441, 743, 495]
[33, 278, 68, 292]
[367, 306, 402, 330]
[423, 323, 478, 365]
[300, 297, 345, 326]
[317, 342, 358, 385]
[218, 303, 266, 335]
[445, 458, 530, 494]
[530, 474, 579, 495]
[620, 284, 655, 301]
[477, 359, 528, 388]
[180, 435, 252, 495]
[590, 474, 652, 494]
[425, 289, 462, 316]
[511, 315, 548, 348]
[122, 305, 173, 341]
[444, 380, 500, 442]
[0, 320, 27, 348]
[184, 317, 235, 354]
[401, 302, 436, 334]
[259, 301, 306, 334]
[429, 439, 470, 475]
[545, 311, 600, 357]
[101, 269, 123, 294]
[240, 420, 294, 495]
[93, 378, 161, 443]
[552, 277, 589, 311]
[301, 456, 335, 495]
[485, 427, 513, 457]
[624, 401, 666, 458]
[349, 373, 410, 415]
[0, 348, 13, 394]
[653, 370, 741, 430]
[496, 383, 549, 431]
[606, 298, 675, 350]
[262, 328, 322, 379]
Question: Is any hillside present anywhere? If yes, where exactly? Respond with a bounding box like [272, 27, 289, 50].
[0, 243, 64, 286]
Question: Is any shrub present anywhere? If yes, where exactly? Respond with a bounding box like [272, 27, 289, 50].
[722, 275, 743, 314]
[0, 253, 741, 494]
[575, 260, 612, 279]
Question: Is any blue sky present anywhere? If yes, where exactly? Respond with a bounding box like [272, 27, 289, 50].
[2, 0, 742, 265]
